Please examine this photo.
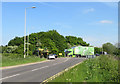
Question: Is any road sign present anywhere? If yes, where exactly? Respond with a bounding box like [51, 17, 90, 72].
[59, 53, 62, 55]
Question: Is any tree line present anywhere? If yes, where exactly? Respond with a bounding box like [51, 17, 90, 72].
[1, 30, 90, 57]
[1, 30, 119, 57]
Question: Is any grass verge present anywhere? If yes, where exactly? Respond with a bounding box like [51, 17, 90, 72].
[2, 53, 47, 67]
[50, 55, 119, 82]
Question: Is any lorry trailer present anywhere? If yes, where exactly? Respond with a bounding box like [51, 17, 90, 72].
[65, 46, 94, 57]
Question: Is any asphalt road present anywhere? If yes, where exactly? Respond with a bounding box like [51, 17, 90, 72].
[1, 57, 86, 83]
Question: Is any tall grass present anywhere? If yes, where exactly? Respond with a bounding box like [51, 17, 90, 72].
[51, 55, 119, 82]
[2, 53, 46, 67]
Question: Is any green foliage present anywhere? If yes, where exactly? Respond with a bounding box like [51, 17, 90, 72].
[51, 55, 119, 82]
[8, 37, 23, 46]
[65, 36, 89, 46]
[1, 46, 18, 53]
[113, 48, 120, 56]
[13, 44, 24, 54]
[94, 47, 102, 54]
[1, 46, 7, 53]
[84, 55, 119, 82]
[2, 53, 46, 67]
[6, 30, 89, 56]
[103, 42, 116, 54]
[6, 46, 18, 53]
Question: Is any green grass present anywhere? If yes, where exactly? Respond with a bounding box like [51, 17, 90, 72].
[50, 55, 119, 83]
[1, 53, 47, 67]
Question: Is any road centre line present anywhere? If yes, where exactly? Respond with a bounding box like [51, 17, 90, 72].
[31, 58, 70, 71]
[31, 66, 48, 71]
[0, 74, 20, 81]
[1, 58, 70, 81]
[52, 58, 70, 66]
[1, 66, 49, 81]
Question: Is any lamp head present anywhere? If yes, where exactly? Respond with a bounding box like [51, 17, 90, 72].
[32, 6, 36, 8]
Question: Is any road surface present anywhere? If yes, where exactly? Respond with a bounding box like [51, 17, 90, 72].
[1, 57, 86, 83]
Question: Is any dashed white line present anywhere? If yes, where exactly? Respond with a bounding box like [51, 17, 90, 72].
[1, 58, 71, 81]
[63, 58, 70, 62]
[52, 58, 70, 66]
[0, 74, 20, 81]
[31, 66, 48, 71]
[53, 63, 58, 65]
[31, 68, 39, 71]
[1, 66, 49, 80]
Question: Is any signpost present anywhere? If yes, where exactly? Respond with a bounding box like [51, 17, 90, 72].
[59, 53, 62, 56]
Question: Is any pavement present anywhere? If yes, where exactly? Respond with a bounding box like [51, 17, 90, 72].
[1, 57, 86, 83]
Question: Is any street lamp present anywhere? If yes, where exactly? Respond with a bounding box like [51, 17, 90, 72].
[24, 6, 36, 58]
[32, 6, 36, 8]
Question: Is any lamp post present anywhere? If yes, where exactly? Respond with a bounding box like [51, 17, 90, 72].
[24, 6, 36, 58]
[27, 31, 29, 56]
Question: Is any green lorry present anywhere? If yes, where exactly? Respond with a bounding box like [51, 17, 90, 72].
[65, 46, 94, 57]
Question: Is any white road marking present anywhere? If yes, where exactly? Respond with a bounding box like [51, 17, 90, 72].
[63, 58, 70, 62]
[1, 58, 71, 81]
[31, 68, 39, 71]
[53, 63, 58, 65]
[0, 74, 20, 81]
[31, 66, 48, 71]
[52, 58, 70, 66]
[1, 66, 49, 80]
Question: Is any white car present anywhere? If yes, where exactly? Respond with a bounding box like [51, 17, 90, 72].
[48, 54, 55, 59]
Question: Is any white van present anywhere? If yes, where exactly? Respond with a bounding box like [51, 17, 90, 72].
[48, 54, 55, 59]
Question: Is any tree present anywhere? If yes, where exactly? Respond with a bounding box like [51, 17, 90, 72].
[6, 30, 90, 56]
[113, 48, 120, 55]
[36, 39, 42, 48]
[94, 47, 102, 54]
[4, 46, 18, 53]
[8, 37, 23, 46]
[102, 42, 116, 54]
[13, 44, 23, 54]
[67, 43, 72, 49]
[65, 36, 89, 46]
[113, 43, 120, 55]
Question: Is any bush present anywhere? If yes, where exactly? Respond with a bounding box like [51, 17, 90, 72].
[84, 55, 119, 82]
[51, 55, 119, 82]
[2, 53, 23, 58]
